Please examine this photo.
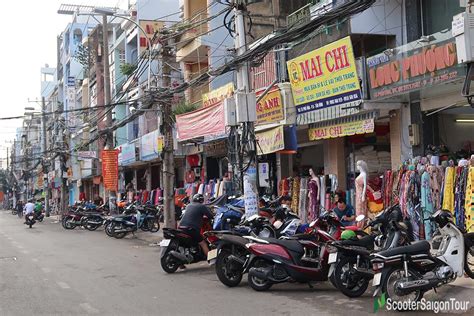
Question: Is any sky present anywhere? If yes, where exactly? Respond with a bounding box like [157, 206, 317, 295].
[0, 0, 129, 168]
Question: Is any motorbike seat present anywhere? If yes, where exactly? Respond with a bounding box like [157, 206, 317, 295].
[338, 235, 375, 249]
[218, 234, 249, 248]
[206, 194, 228, 206]
[263, 237, 305, 254]
[377, 240, 430, 258]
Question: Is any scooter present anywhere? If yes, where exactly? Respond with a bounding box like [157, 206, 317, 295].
[25, 213, 36, 228]
[371, 210, 474, 306]
[328, 206, 413, 298]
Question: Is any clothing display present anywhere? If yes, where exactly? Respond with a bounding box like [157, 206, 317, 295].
[466, 167, 474, 233]
[442, 167, 455, 213]
[307, 179, 319, 221]
[298, 178, 308, 223]
[355, 174, 367, 220]
[421, 170, 435, 240]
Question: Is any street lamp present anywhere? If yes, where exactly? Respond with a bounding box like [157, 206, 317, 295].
[79, 8, 155, 90]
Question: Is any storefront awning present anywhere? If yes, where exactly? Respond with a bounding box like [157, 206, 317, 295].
[176, 102, 226, 141]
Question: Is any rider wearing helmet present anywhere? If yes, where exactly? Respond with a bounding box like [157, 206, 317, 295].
[178, 194, 214, 256]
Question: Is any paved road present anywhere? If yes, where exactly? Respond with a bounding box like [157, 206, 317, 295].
[0, 210, 472, 316]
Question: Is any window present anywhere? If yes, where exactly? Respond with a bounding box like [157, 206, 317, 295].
[422, 0, 463, 35]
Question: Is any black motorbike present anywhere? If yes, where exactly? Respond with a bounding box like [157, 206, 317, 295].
[25, 213, 36, 228]
[328, 205, 413, 298]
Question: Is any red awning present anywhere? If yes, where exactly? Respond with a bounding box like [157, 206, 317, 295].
[176, 102, 226, 141]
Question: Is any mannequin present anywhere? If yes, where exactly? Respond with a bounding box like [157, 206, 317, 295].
[355, 160, 368, 226]
[308, 168, 320, 221]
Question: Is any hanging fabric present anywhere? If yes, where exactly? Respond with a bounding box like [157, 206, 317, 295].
[465, 167, 474, 233]
[298, 177, 308, 223]
[291, 177, 300, 214]
[421, 170, 435, 240]
[442, 166, 455, 213]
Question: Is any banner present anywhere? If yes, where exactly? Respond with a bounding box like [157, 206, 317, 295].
[287, 36, 361, 115]
[308, 118, 375, 141]
[366, 35, 464, 100]
[176, 102, 226, 141]
[118, 143, 136, 166]
[202, 82, 234, 107]
[140, 130, 159, 161]
[101, 150, 119, 191]
[256, 126, 285, 155]
[256, 88, 284, 125]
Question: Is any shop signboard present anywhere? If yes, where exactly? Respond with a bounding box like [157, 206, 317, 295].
[203, 141, 227, 157]
[77, 151, 96, 161]
[308, 118, 375, 141]
[256, 126, 285, 155]
[101, 149, 119, 191]
[157, 136, 164, 153]
[366, 36, 465, 100]
[138, 20, 164, 54]
[118, 143, 136, 166]
[243, 166, 258, 217]
[256, 88, 284, 125]
[287, 36, 362, 116]
[140, 130, 160, 161]
[202, 82, 234, 108]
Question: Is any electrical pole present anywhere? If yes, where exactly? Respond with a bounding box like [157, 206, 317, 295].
[102, 14, 117, 212]
[234, 1, 259, 217]
[41, 96, 51, 216]
[161, 45, 176, 229]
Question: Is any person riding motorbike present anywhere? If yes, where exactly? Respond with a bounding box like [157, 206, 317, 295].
[23, 199, 35, 224]
[34, 199, 43, 219]
[178, 194, 214, 256]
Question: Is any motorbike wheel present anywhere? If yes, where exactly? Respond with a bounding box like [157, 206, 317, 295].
[105, 222, 115, 237]
[84, 219, 101, 231]
[215, 249, 243, 287]
[464, 233, 474, 279]
[334, 256, 369, 298]
[247, 259, 273, 291]
[62, 216, 76, 230]
[147, 218, 160, 233]
[382, 267, 423, 308]
[38, 217, 43, 222]
[161, 243, 180, 274]
[111, 223, 127, 239]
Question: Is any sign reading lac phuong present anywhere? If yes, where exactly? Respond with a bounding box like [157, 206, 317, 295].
[287, 36, 361, 115]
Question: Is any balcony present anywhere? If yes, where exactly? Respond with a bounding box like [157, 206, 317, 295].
[176, 13, 209, 63]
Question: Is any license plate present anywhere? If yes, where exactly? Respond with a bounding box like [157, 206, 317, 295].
[328, 264, 335, 277]
[328, 252, 338, 264]
[159, 239, 171, 247]
[373, 273, 382, 286]
[207, 249, 218, 261]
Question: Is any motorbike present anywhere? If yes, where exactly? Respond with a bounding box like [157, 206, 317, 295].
[210, 211, 367, 288]
[327, 205, 413, 298]
[160, 214, 216, 273]
[371, 210, 474, 306]
[62, 202, 106, 230]
[25, 213, 36, 228]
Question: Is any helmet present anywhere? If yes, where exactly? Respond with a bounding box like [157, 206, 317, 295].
[341, 229, 357, 240]
[192, 194, 204, 203]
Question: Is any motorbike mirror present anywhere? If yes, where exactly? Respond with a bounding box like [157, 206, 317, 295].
[356, 214, 365, 222]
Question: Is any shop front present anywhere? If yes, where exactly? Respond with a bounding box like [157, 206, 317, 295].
[365, 30, 474, 236]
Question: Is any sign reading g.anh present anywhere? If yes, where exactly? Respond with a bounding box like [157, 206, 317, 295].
[287, 36, 361, 115]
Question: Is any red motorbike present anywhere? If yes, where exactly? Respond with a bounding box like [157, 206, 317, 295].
[244, 225, 336, 291]
[312, 211, 366, 240]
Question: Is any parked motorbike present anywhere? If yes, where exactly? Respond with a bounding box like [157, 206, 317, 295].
[328, 205, 413, 298]
[371, 210, 474, 307]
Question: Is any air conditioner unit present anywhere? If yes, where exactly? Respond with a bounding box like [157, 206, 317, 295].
[452, 12, 474, 63]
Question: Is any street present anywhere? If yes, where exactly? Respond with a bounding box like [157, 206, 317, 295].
[0, 210, 472, 316]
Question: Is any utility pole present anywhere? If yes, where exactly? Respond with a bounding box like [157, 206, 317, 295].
[233, 1, 259, 217]
[161, 45, 176, 229]
[41, 97, 51, 216]
[101, 14, 117, 212]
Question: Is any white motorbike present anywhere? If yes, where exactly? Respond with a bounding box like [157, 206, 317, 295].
[371, 210, 474, 304]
